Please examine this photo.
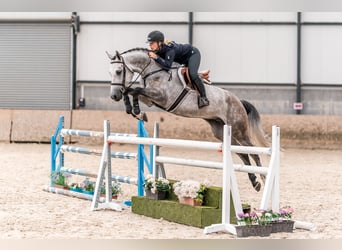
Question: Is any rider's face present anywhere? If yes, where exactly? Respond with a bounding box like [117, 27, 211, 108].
[149, 41, 160, 51]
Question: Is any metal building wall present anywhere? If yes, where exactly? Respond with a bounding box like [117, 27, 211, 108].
[74, 12, 342, 115]
[0, 19, 72, 109]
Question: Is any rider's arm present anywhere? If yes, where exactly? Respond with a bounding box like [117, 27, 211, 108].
[154, 49, 175, 70]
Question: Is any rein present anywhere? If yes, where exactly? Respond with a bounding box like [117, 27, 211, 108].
[110, 54, 152, 94]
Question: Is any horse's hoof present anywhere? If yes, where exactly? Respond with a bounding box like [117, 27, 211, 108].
[253, 182, 261, 192]
[132, 112, 148, 122]
[142, 112, 148, 122]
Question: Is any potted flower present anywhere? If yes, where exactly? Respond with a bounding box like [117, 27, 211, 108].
[69, 182, 83, 193]
[51, 171, 70, 189]
[271, 206, 294, 233]
[143, 174, 170, 200]
[236, 209, 273, 237]
[172, 179, 208, 206]
[100, 181, 122, 199]
[279, 206, 294, 220]
[80, 178, 95, 195]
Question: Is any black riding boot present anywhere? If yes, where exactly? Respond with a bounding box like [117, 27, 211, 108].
[193, 78, 209, 108]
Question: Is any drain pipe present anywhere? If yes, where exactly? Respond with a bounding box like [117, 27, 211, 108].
[188, 12, 193, 45]
[295, 12, 302, 115]
[71, 12, 80, 109]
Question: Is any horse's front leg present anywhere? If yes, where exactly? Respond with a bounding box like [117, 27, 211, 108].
[132, 94, 141, 116]
[123, 94, 133, 114]
[131, 94, 148, 122]
[129, 86, 164, 121]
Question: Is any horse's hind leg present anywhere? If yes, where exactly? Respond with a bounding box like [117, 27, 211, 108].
[250, 154, 266, 183]
[234, 135, 263, 191]
[205, 119, 262, 192]
[236, 152, 261, 192]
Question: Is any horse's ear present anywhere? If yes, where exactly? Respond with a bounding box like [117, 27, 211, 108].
[115, 50, 121, 59]
[105, 51, 114, 60]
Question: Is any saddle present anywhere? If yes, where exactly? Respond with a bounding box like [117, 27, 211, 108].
[178, 67, 212, 91]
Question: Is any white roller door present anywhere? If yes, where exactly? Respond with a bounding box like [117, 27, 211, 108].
[0, 22, 71, 109]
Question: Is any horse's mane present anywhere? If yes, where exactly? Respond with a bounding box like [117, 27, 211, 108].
[116, 47, 180, 68]
[121, 47, 150, 55]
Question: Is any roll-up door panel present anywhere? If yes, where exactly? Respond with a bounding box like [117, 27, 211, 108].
[0, 23, 71, 109]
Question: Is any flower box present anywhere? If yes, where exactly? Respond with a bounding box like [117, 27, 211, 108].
[145, 189, 166, 200]
[271, 220, 294, 233]
[82, 190, 94, 195]
[179, 197, 202, 206]
[70, 187, 83, 193]
[53, 184, 69, 190]
[235, 224, 272, 237]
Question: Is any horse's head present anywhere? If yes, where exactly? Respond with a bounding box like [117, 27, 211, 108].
[108, 50, 135, 101]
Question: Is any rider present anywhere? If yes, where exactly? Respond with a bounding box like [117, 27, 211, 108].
[146, 30, 210, 108]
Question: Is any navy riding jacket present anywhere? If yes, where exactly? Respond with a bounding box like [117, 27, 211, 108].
[154, 42, 194, 70]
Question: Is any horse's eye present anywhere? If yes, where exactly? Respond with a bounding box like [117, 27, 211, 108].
[115, 69, 122, 75]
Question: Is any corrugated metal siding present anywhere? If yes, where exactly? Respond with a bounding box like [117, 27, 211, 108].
[0, 23, 71, 109]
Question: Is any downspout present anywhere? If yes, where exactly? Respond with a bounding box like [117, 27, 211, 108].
[71, 12, 80, 109]
[296, 12, 302, 115]
[188, 12, 193, 45]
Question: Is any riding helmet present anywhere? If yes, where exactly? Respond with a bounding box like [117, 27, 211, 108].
[147, 30, 164, 43]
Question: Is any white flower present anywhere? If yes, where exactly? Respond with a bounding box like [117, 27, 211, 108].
[144, 174, 171, 193]
[173, 180, 204, 199]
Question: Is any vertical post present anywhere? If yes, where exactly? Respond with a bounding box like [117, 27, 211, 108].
[91, 120, 122, 212]
[152, 122, 159, 178]
[104, 120, 112, 202]
[51, 116, 64, 185]
[58, 126, 65, 172]
[260, 125, 281, 212]
[271, 126, 280, 212]
[50, 134, 56, 186]
[91, 120, 109, 210]
[221, 125, 231, 224]
[137, 120, 145, 196]
[204, 125, 238, 235]
[55, 116, 64, 171]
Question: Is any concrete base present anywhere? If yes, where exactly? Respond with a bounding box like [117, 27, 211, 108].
[1, 109, 342, 149]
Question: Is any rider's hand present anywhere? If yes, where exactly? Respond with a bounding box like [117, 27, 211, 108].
[148, 51, 157, 59]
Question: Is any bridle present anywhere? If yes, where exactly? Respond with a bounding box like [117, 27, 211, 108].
[110, 53, 152, 95]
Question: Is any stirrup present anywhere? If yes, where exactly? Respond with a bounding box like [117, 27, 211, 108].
[198, 97, 209, 108]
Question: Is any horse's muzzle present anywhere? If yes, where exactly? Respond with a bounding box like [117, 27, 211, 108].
[110, 86, 123, 101]
[111, 93, 122, 101]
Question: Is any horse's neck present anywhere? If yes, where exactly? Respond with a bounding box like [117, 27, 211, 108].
[125, 52, 151, 73]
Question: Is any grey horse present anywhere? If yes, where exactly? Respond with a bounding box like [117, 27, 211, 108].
[108, 48, 268, 191]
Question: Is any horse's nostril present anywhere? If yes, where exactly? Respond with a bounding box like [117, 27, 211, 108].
[111, 93, 122, 101]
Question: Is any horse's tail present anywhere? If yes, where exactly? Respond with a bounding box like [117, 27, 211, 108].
[241, 100, 269, 147]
